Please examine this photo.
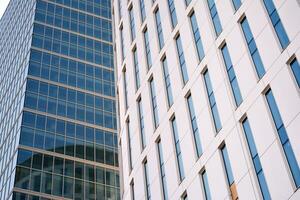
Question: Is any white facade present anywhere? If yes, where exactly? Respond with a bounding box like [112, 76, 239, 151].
[112, 0, 300, 199]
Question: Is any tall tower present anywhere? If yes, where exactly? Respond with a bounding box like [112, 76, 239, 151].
[113, 0, 300, 199]
[0, 0, 119, 199]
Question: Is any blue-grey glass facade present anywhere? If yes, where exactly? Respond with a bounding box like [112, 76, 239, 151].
[0, 0, 119, 199]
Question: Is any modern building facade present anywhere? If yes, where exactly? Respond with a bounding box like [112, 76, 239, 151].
[0, 0, 119, 199]
[113, 0, 300, 199]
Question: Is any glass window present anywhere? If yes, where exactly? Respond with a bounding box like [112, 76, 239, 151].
[162, 57, 173, 107]
[175, 35, 189, 84]
[167, 0, 177, 28]
[201, 170, 212, 200]
[139, 0, 146, 22]
[231, 0, 241, 10]
[290, 58, 300, 88]
[138, 98, 146, 148]
[144, 28, 152, 68]
[207, 0, 222, 36]
[144, 161, 151, 200]
[220, 145, 234, 186]
[155, 8, 164, 49]
[17, 149, 32, 167]
[150, 78, 159, 129]
[157, 140, 168, 199]
[133, 48, 140, 90]
[129, 6, 136, 41]
[190, 12, 205, 61]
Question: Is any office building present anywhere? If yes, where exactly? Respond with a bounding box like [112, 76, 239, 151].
[113, 0, 300, 199]
[0, 0, 119, 199]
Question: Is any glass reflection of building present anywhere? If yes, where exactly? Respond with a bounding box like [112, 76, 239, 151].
[0, 0, 119, 199]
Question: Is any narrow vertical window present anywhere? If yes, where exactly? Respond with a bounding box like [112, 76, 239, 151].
[187, 94, 202, 157]
[144, 160, 151, 200]
[129, 6, 136, 41]
[139, 0, 146, 22]
[120, 26, 125, 61]
[157, 140, 168, 200]
[137, 98, 146, 149]
[133, 48, 140, 90]
[126, 119, 133, 171]
[207, 0, 222, 36]
[155, 8, 164, 50]
[190, 12, 205, 61]
[171, 116, 185, 181]
[263, 0, 289, 49]
[231, 0, 241, 11]
[185, 0, 192, 6]
[162, 57, 174, 107]
[123, 68, 129, 110]
[144, 28, 152, 69]
[130, 180, 135, 200]
[290, 58, 300, 88]
[201, 170, 212, 200]
[150, 78, 159, 129]
[240, 17, 266, 79]
[265, 89, 300, 187]
[167, 0, 178, 28]
[242, 118, 271, 200]
[175, 35, 189, 84]
[220, 144, 238, 199]
[118, 0, 122, 20]
[203, 70, 222, 132]
[221, 43, 243, 106]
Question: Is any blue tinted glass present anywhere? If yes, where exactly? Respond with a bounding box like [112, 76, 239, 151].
[202, 171, 212, 200]
[232, 0, 241, 10]
[283, 142, 300, 187]
[221, 146, 234, 185]
[290, 59, 300, 87]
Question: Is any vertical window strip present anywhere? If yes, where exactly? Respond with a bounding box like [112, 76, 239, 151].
[144, 160, 151, 200]
[144, 28, 152, 69]
[130, 180, 135, 200]
[190, 12, 205, 61]
[220, 144, 237, 199]
[155, 9, 164, 50]
[265, 89, 300, 187]
[118, 0, 122, 20]
[162, 57, 174, 107]
[185, 0, 192, 6]
[133, 49, 140, 89]
[175, 35, 189, 84]
[140, 0, 146, 23]
[138, 98, 146, 149]
[171, 117, 185, 181]
[201, 170, 212, 200]
[232, 0, 241, 11]
[207, 0, 222, 36]
[203, 70, 222, 132]
[221, 44, 243, 106]
[123, 69, 128, 110]
[167, 0, 178, 28]
[290, 58, 300, 88]
[157, 140, 168, 200]
[120, 27, 125, 62]
[240, 17, 266, 79]
[150, 79, 159, 129]
[242, 118, 271, 200]
[129, 7, 136, 41]
[187, 95, 202, 157]
[263, 0, 289, 48]
[127, 119, 133, 171]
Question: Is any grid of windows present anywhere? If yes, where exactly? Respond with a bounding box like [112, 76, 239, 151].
[144, 160, 151, 200]
[133, 48, 141, 90]
[190, 12, 205, 61]
[35, 1, 113, 42]
[290, 58, 300, 88]
[139, 0, 146, 23]
[187, 94, 202, 157]
[24, 78, 116, 129]
[150, 78, 159, 129]
[175, 35, 189, 84]
[144, 28, 152, 69]
[129, 7, 136, 42]
[265, 89, 300, 187]
[32, 23, 113, 68]
[157, 140, 168, 200]
[171, 117, 185, 181]
[29, 49, 115, 97]
[242, 118, 271, 200]
[240, 17, 266, 79]
[221, 44, 243, 107]
[162, 57, 174, 107]
[263, 0, 289, 49]
[167, 0, 178, 28]
[137, 98, 146, 149]
[207, 0, 222, 36]
[203, 70, 222, 133]
[15, 148, 119, 199]
[155, 8, 164, 50]
[201, 170, 212, 200]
